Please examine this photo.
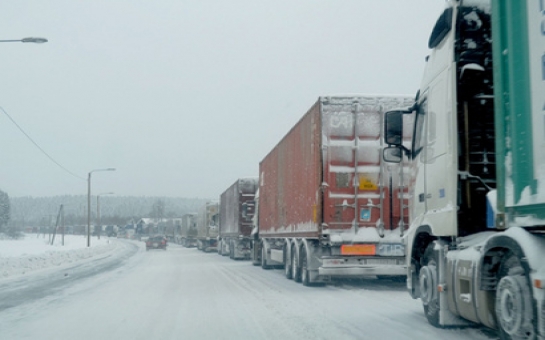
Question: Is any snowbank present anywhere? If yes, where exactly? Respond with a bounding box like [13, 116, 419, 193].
[0, 234, 119, 280]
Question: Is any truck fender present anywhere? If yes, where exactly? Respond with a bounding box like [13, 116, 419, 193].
[300, 239, 321, 271]
[408, 225, 434, 299]
[479, 235, 530, 290]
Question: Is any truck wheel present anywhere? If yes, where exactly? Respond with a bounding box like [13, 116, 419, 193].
[261, 245, 271, 270]
[229, 241, 235, 259]
[495, 253, 535, 340]
[284, 244, 292, 279]
[420, 243, 440, 327]
[291, 244, 301, 283]
[301, 246, 311, 286]
[251, 241, 260, 266]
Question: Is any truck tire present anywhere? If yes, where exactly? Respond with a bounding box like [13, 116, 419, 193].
[284, 244, 292, 279]
[291, 244, 301, 283]
[495, 253, 535, 340]
[229, 240, 235, 259]
[301, 245, 311, 286]
[251, 240, 260, 266]
[419, 243, 440, 327]
[261, 244, 271, 270]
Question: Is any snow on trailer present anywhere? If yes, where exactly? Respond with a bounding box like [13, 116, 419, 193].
[255, 95, 414, 286]
[177, 213, 198, 247]
[196, 201, 219, 252]
[218, 178, 258, 259]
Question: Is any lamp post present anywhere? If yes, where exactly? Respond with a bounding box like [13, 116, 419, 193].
[97, 192, 114, 240]
[88, 168, 115, 247]
[0, 37, 48, 43]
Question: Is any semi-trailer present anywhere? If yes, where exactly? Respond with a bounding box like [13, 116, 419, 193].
[382, 0, 545, 337]
[252, 94, 414, 286]
[196, 201, 219, 252]
[218, 178, 258, 259]
[177, 213, 197, 247]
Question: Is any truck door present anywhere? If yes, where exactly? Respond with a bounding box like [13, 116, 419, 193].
[415, 67, 458, 236]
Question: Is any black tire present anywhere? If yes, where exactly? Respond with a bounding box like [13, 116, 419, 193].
[261, 244, 271, 270]
[284, 244, 293, 279]
[420, 243, 440, 327]
[229, 241, 235, 259]
[301, 246, 311, 286]
[251, 241, 260, 266]
[495, 252, 535, 340]
[292, 244, 301, 283]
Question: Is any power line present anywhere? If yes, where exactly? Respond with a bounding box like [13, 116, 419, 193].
[0, 106, 86, 181]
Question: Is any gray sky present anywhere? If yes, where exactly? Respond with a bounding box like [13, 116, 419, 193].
[0, 1, 445, 199]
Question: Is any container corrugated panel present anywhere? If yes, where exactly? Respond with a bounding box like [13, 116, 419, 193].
[220, 178, 258, 238]
[259, 95, 413, 238]
[259, 101, 322, 237]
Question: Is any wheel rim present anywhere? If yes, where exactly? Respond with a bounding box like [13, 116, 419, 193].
[419, 263, 437, 305]
[496, 275, 527, 336]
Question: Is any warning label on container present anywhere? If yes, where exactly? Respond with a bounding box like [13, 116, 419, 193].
[359, 176, 378, 191]
[360, 208, 371, 221]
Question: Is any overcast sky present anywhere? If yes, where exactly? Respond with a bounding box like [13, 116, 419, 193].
[0, 1, 445, 199]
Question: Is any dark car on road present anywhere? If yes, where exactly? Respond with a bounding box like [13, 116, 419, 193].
[146, 236, 167, 251]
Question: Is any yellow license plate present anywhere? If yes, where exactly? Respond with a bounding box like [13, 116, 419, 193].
[341, 244, 376, 256]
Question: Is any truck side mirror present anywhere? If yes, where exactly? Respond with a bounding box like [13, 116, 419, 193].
[383, 146, 402, 163]
[384, 110, 403, 146]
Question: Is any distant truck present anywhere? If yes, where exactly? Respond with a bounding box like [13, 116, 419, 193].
[196, 202, 219, 252]
[252, 95, 414, 286]
[218, 178, 258, 259]
[177, 213, 197, 247]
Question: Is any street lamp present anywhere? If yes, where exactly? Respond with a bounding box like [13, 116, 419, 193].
[97, 192, 114, 240]
[0, 37, 48, 43]
[87, 168, 115, 247]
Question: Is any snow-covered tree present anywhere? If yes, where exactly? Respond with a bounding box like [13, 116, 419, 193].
[150, 199, 165, 222]
[0, 189, 11, 233]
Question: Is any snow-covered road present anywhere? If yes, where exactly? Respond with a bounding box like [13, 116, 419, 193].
[1, 241, 496, 340]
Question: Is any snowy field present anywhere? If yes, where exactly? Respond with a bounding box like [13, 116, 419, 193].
[0, 237, 497, 340]
[0, 234, 118, 281]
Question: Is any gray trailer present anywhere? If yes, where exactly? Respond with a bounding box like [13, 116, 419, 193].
[177, 213, 197, 247]
[218, 178, 258, 259]
[196, 201, 219, 252]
